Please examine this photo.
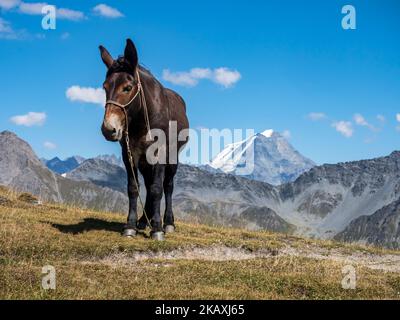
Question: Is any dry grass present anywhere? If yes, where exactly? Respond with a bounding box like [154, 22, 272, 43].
[0, 187, 399, 300]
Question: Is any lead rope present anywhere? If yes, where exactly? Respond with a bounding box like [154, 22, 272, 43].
[123, 119, 152, 231]
[107, 70, 153, 231]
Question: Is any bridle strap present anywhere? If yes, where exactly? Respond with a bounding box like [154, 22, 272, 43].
[105, 70, 152, 140]
[105, 89, 140, 109]
[105, 70, 142, 109]
[104, 69, 153, 230]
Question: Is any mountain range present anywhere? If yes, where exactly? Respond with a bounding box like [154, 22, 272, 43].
[41, 154, 123, 174]
[41, 156, 85, 174]
[61, 151, 400, 248]
[209, 129, 315, 185]
[1, 130, 399, 249]
[0, 131, 127, 213]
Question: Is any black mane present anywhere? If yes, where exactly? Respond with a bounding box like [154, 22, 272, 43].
[106, 57, 134, 77]
[106, 57, 153, 78]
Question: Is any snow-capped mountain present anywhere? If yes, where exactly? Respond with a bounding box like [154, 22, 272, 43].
[209, 129, 315, 185]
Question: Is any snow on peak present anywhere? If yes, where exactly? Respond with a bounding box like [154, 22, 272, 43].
[209, 128, 315, 185]
[260, 129, 274, 138]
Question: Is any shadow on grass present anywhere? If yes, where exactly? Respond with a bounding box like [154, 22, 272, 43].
[50, 218, 125, 235]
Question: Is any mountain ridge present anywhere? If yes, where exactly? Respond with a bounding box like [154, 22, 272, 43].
[0, 130, 128, 213]
[2, 130, 400, 249]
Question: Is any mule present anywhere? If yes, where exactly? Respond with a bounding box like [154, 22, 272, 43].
[99, 39, 189, 240]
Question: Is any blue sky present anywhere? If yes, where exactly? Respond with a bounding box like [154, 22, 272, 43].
[0, 0, 399, 165]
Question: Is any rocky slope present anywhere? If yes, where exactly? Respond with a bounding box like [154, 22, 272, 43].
[66, 149, 400, 248]
[66, 158, 127, 193]
[0, 131, 127, 213]
[335, 197, 400, 249]
[94, 154, 124, 167]
[63, 157, 293, 233]
[275, 152, 400, 239]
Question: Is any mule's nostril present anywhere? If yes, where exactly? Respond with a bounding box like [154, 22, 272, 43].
[111, 128, 117, 134]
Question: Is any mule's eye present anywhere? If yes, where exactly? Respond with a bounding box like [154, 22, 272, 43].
[123, 85, 132, 92]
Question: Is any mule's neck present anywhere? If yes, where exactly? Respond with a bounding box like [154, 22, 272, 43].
[125, 67, 154, 137]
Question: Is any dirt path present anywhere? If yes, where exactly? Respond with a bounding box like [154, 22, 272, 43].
[98, 244, 400, 273]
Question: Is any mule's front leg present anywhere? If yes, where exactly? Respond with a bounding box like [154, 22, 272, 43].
[149, 164, 165, 240]
[123, 168, 139, 237]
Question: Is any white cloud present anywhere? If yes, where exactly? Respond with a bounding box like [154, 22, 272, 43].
[307, 112, 326, 121]
[0, 17, 14, 37]
[353, 113, 368, 126]
[10, 112, 46, 126]
[17, 2, 85, 20]
[213, 68, 241, 88]
[60, 32, 70, 40]
[1, 1, 85, 20]
[0, 0, 20, 10]
[57, 7, 85, 20]
[332, 121, 353, 138]
[190, 68, 212, 79]
[353, 113, 377, 131]
[282, 130, 291, 139]
[0, 18, 45, 40]
[162, 67, 241, 88]
[43, 141, 56, 149]
[18, 1, 45, 14]
[0, 18, 12, 33]
[66, 86, 105, 105]
[377, 114, 385, 123]
[395, 113, 400, 131]
[162, 69, 201, 87]
[93, 4, 123, 18]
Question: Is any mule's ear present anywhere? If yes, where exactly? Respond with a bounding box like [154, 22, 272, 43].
[99, 45, 114, 69]
[124, 38, 138, 68]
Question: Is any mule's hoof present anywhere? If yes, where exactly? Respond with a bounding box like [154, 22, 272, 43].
[122, 228, 137, 237]
[151, 231, 165, 241]
[164, 225, 175, 234]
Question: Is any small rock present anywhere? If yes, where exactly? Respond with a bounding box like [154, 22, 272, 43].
[17, 193, 41, 205]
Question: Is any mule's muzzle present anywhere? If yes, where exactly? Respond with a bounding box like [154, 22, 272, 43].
[101, 122, 123, 141]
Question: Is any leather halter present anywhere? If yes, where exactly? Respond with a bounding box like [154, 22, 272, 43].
[104, 69, 152, 229]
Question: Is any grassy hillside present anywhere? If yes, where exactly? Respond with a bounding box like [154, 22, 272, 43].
[0, 186, 399, 300]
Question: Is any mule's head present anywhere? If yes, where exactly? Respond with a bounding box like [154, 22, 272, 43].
[99, 39, 139, 141]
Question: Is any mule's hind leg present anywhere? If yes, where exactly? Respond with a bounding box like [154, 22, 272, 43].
[163, 164, 177, 233]
[149, 164, 166, 240]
